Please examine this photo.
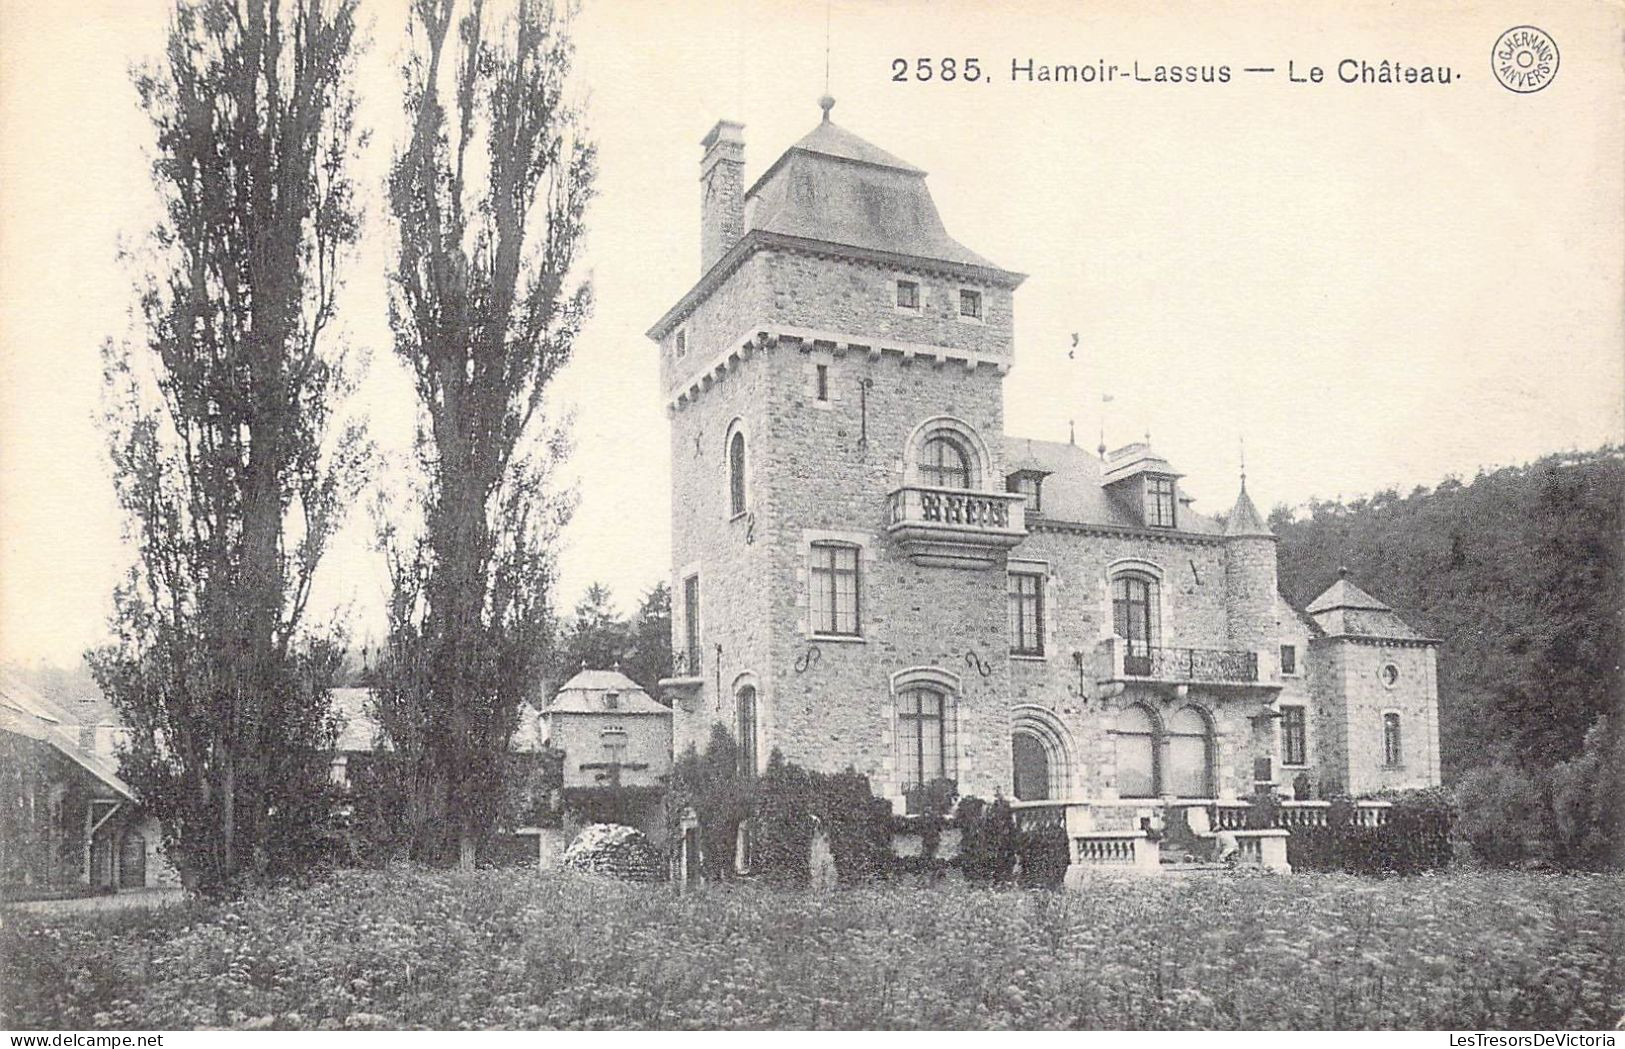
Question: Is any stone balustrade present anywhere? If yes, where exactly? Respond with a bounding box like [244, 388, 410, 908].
[1207, 798, 1393, 830]
[885, 485, 1026, 568]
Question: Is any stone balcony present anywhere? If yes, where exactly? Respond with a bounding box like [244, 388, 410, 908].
[885, 485, 1027, 569]
[1096, 636, 1281, 696]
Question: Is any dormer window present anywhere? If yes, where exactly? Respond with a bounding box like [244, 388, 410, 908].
[1006, 471, 1044, 513]
[1146, 476, 1177, 529]
[896, 279, 920, 310]
[959, 288, 982, 320]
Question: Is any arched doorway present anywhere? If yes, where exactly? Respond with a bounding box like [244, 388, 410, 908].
[1011, 705, 1074, 801]
[1012, 731, 1051, 800]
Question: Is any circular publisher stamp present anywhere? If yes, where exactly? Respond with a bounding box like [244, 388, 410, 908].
[1492, 26, 1559, 93]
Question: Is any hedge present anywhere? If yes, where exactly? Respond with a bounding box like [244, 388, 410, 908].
[1287, 788, 1454, 874]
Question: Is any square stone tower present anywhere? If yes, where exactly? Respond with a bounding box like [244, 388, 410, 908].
[1304, 571, 1443, 795]
[649, 102, 1027, 808]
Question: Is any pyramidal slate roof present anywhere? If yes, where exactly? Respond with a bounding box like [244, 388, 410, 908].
[1305, 573, 1433, 641]
[780, 119, 925, 175]
[545, 669, 669, 716]
[742, 114, 1012, 274]
[1223, 486, 1274, 538]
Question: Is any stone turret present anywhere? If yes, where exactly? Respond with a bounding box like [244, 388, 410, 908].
[699, 120, 745, 273]
[1222, 479, 1278, 654]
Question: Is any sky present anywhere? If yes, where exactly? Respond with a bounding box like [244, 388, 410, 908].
[1, 0, 1621, 667]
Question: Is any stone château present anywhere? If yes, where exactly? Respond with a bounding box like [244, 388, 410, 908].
[649, 101, 1441, 859]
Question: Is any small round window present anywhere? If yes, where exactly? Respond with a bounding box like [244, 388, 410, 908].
[1379, 663, 1401, 688]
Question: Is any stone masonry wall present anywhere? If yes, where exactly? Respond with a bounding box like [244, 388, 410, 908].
[659, 249, 1014, 397]
[1274, 602, 1318, 796]
[550, 712, 672, 792]
[1335, 640, 1442, 795]
[667, 335, 778, 763]
[1224, 536, 1280, 651]
[759, 342, 1013, 806]
[1004, 526, 1241, 799]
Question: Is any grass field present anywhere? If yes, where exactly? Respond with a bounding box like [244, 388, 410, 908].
[2, 867, 1620, 1030]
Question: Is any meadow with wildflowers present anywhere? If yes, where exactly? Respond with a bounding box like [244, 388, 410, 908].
[2, 867, 1620, 1030]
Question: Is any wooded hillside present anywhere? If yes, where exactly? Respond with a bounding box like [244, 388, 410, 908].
[1271, 446, 1622, 781]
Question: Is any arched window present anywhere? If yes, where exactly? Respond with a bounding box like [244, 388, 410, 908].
[1112, 573, 1162, 669]
[736, 685, 758, 775]
[919, 435, 971, 489]
[728, 430, 747, 518]
[1167, 706, 1215, 798]
[1115, 704, 1160, 799]
[898, 686, 957, 810]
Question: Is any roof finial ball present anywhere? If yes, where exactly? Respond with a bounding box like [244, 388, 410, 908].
[818, 94, 835, 122]
[1338, 566, 1350, 580]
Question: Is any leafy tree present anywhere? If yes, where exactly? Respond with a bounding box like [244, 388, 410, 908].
[624, 583, 673, 695]
[371, 0, 594, 867]
[552, 582, 670, 694]
[1545, 716, 1623, 871]
[91, 0, 367, 892]
[556, 583, 631, 676]
[1273, 447, 1623, 778]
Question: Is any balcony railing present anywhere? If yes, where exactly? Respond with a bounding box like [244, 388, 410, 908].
[888, 485, 1024, 530]
[1121, 644, 1259, 684]
[886, 485, 1026, 569]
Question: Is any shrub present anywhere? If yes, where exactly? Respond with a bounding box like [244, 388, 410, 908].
[1015, 822, 1070, 888]
[956, 796, 1017, 882]
[1546, 715, 1624, 871]
[1245, 788, 1282, 830]
[752, 753, 815, 883]
[1455, 762, 1544, 866]
[666, 724, 753, 881]
[1287, 790, 1453, 874]
[742, 751, 892, 886]
[814, 769, 894, 884]
[1382, 786, 1455, 872]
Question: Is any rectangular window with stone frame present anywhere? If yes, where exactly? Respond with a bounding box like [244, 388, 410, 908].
[959, 288, 982, 319]
[1008, 571, 1045, 656]
[1282, 705, 1307, 766]
[809, 542, 860, 636]
[1384, 712, 1404, 767]
[896, 279, 919, 310]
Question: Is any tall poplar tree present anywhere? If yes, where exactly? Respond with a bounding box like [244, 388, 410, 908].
[92, 0, 367, 892]
[373, 0, 594, 865]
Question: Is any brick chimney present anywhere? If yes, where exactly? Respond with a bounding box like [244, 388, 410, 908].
[699, 120, 745, 273]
